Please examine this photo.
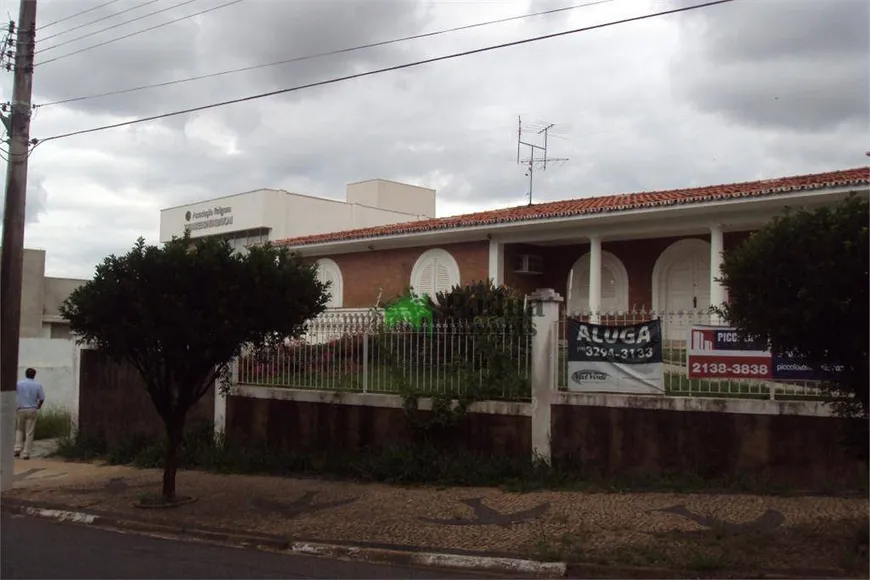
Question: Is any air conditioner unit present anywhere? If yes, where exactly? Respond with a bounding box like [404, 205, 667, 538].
[513, 253, 543, 275]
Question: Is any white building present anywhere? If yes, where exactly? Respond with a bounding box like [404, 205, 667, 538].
[159, 179, 436, 253]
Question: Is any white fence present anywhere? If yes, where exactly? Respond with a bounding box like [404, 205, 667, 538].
[232, 306, 835, 403]
[236, 310, 533, 400]
[555, 310, 827, 400]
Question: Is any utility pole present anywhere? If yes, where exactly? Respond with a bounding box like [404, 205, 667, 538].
[0, 0, 37, 492]
[516, 116, 569, 205]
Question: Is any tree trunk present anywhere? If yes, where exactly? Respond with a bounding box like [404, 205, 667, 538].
[161, 425, 182, 502]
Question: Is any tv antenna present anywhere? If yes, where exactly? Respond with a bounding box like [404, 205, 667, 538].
[516, 115, 569, 205]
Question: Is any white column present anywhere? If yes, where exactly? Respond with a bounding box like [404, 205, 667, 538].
[528, 288, 563, 465]
[588, 235, 602, 323]
[709, 224, 725, 323]
[214, 361, 235, 438]
[488, 238, 504, 286]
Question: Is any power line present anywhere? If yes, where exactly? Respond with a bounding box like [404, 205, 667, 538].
[37, 0, 203, 54]
[36, 0, 245, 67]
[36, 0, 736, 145]
[38, 0, 124, 31]
[39, 0, 167, 43]
[35, 0, 618, 109]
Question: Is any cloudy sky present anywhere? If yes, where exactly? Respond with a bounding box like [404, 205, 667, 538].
[1, 0, 867, 278]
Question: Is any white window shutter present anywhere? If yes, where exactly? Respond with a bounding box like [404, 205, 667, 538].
[416, 260, 436, 298]
[434, 259, 452, 294]
[315, 260, 342, 308]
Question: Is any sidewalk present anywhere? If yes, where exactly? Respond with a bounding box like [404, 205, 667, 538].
[3, 456, 867, 578]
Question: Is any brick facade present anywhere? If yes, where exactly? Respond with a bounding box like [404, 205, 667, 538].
[312, 231, 755, 309]
[504, 230, 753, 310]
[316, 241, 489, 307]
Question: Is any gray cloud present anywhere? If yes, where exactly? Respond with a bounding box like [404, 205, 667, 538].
[32, 0, 429, 118]
[671, 0, 870, 132]
[0, 0, 863, 278]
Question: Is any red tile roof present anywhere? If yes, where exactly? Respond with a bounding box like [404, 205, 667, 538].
[276, 167, 870, 247]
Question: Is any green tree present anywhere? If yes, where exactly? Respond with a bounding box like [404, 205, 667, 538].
[60, 234, 327, 502]
[717, 194, 869, 416]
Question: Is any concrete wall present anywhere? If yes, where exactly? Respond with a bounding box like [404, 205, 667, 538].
[346, 179, 437, 218]
[225, 389, 530, 455]
[550, 403, 864, 488]
[43, 277, 85, 317]
[160, 182, 435, 244]
[221, 387, 865, 490]
[0, 248, 85, 339]
[17, 338, 78, 414]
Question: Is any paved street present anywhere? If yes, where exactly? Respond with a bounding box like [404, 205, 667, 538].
[0, 514, 502, 579]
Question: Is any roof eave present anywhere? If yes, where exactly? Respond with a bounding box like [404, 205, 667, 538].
[282, 183, 869, 256]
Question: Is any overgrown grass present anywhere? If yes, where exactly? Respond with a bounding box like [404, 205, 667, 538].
[242, 362, 532, 401]
[52, 421, 868, 496]
[34, 408, 73, 440]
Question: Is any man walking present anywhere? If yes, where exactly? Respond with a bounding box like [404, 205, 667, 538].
[15, 368, 45, 460]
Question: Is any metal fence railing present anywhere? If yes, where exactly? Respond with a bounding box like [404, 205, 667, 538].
[235, 309, 533, 400]
[555, 310, 831, 401]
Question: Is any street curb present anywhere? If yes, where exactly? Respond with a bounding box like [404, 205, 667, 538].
[0, 499, 566, 577]
[2, 498, 858, 579]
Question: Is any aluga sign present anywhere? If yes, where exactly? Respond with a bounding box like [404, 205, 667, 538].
[574, 324, 652, 345]
[567, 319, 664, 394]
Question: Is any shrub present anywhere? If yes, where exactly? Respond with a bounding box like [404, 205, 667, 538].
[34, 408, 73, 440]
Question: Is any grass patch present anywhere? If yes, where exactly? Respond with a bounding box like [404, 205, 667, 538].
[34, 408, 73, 440]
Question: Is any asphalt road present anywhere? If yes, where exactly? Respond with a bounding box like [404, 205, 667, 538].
[0, 514, 503, 579]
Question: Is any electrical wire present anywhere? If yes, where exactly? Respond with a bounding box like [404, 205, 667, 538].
[38, 0, 125, 31]
[35, 0, 736, 145]
[39, 0, 168, 44]
[36, 0, 245, 67]
[37, 0, 203, 54]
[35, 0, 618, 109]
[0, 139, 41, 163]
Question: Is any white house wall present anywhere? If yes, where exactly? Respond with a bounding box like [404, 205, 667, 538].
[17, 338, 79, 415]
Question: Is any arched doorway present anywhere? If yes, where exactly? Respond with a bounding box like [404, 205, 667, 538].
[652, 238, 711, 340]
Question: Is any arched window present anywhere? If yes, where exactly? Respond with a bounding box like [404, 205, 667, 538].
[410, 248, 460, 299]
[315, 258, 343, 308]
[566, 251, 629, 314]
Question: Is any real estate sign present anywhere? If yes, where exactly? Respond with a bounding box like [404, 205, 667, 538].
[687, 326, 843, 382]
[566, 319, 664, 394]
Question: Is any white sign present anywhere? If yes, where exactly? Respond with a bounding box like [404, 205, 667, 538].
[566, 319, 665, 394]
[184, 205, 233, 232]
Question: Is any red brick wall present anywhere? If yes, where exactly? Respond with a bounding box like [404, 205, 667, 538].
[311, 231, 757, 309]
[317, 241, 489, 307]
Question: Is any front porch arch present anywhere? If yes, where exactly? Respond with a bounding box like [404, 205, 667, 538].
[651, 238, 711, 313]
[566, 250, 629, 314]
